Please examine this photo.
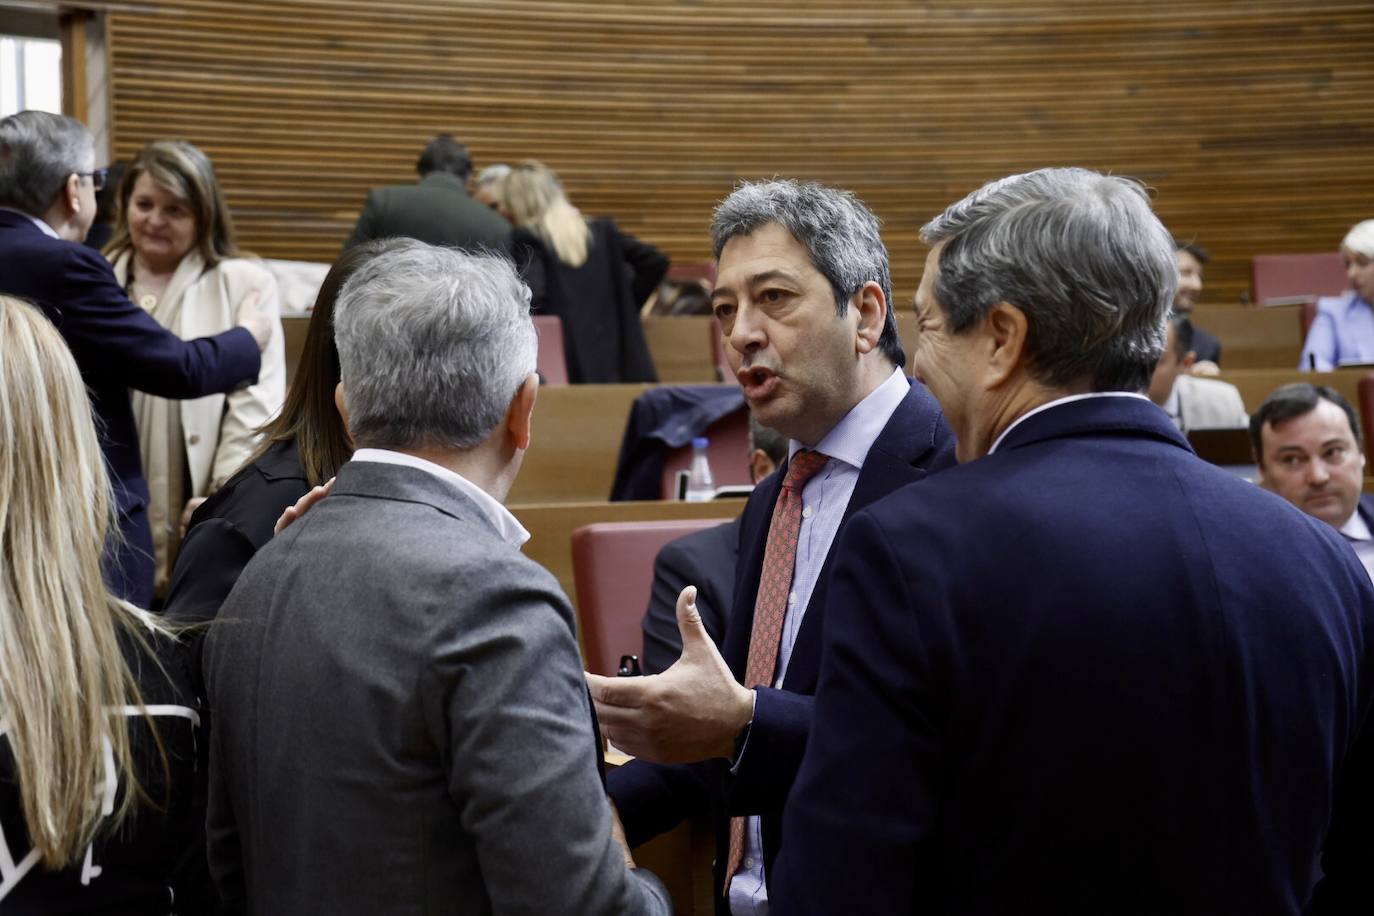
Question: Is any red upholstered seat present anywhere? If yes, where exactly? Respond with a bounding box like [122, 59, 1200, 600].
[533, 314, 569, 385]
[660, 405, 753, 499]
[1251, 253, 1347, 307]
[571, 518, 729, 675]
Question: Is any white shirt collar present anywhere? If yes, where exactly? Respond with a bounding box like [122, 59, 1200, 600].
[0, 206, 59, 239]
[1340, 505, 1372, 542]
[350, 448, 530, 547]
[788, 367, 909, 469]
[988, 392, 1152, 455]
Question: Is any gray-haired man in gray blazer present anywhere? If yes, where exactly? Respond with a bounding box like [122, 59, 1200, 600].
[203, 242, 670, 915]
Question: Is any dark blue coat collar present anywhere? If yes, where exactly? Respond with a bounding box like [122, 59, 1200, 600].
[993, 394, 1193, 457]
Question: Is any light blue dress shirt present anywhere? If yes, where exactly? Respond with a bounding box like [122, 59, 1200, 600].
[728, 367, 909, 916]
[1299, 292, 1374, 371]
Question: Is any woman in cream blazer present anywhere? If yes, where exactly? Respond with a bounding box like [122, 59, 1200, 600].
[105, 141, 285, 598]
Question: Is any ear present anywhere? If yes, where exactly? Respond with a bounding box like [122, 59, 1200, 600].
[505, 373, 539, 451]
[333, 382, 354, 446]
[983, 302, 1030, 386]
[63, 173, 82, 216]
[748, 447, 776, 484]
[852, 280, 887, 356]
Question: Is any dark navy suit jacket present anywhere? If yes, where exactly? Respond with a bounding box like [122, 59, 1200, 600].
[0, 209, 260, 606]
[608, 377, 956, 912]
[772, 396, 1374, 915]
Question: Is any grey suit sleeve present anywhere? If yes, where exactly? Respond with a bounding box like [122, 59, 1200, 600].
[421, 557, 671, 915]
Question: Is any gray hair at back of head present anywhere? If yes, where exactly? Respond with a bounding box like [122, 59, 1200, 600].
[711, 179, 906, 368]
[0, 111, 95, 216]
[920, 167, 1177, 392]
[1343, 219, 1374, 259]
[333, 241, 537, 451]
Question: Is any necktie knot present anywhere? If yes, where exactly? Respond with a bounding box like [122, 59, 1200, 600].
[782, 449, 829, 492]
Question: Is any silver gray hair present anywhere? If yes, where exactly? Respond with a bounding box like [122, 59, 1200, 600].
[920, 167, 1177, 392]
[711, 179, 905, 368]
[0, 111, 95, 216]
[333, 241, 537, 451]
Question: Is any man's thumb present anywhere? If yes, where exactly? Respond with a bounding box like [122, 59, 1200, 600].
[674, 585, 706, 651]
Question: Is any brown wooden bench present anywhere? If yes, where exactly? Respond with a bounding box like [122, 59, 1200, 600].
[513, 499, 741, 621]
[1192, 305, 1303, 370]
[508, 384, 651, 505]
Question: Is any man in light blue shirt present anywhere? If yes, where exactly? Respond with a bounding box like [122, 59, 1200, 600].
[1300, 219, 1374, 370]
[591, 179, 956, 914]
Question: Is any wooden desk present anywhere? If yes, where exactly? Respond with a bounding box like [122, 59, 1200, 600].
[1192, 305, 1302, 369]
[514, 499, 742, 619]
[643, 316, 719, 383]
[509, 385, 650, 504]
[1214, 368, 1370, 415]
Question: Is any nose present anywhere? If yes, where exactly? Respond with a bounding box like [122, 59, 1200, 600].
[729, 303, 766, 358]
[1306, 459, 1331, 487]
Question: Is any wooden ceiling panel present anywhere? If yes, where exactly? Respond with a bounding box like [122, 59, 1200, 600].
[106, 1, 1374, 304]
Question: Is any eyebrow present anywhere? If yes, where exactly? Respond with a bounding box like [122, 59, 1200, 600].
[711, 269, 801, 300]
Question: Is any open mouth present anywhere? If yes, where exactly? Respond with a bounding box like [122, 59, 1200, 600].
[738, 365, 779, 400]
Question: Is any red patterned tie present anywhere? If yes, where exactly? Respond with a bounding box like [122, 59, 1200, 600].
[724, 448, 830, 893]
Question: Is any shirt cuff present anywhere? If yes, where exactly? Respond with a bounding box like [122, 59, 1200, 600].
[729, 689, 759, 773]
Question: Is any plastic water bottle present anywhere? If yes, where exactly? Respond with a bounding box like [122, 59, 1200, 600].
[684, 437, 715, 502]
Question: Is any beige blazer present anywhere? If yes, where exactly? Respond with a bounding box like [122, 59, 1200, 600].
[1175, 373, 1249, 432]
[112, 251, 287, 496]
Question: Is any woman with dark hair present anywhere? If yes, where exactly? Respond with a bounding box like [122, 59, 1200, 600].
[500, 161, 665, 383]
[161, 239, 402, 624]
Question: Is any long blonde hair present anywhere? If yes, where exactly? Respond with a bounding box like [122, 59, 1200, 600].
[0, 296, 169, 867]
[500, 160, 591, 267]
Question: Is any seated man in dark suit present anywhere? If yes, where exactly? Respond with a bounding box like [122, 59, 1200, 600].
[344, 133, 511, 254]
[772, 168, 1374, 913]
[203, 242, 669, 915]
[1251, 382, 1374, 582]
[0, 110, 268, 606]
[641, 414, 788, 673]
[1173, 239, 1222, 368]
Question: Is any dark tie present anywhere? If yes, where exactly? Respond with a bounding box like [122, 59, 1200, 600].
[724, 448, 830, 891]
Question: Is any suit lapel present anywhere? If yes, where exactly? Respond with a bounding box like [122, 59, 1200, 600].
[724, 380, 954, 690]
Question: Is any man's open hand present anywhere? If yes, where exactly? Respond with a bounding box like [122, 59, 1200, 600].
[586, 585, 753, 764]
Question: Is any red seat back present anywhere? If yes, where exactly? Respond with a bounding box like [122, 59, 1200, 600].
[660, 405, 753, 499]
[571, 518, 729, 675]
[1251, 253, 1347, 307]
[533, 315, 568, 385]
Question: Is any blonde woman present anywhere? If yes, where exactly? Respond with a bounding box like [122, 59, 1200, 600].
[501, 161, 665, 383]
[105, 140, 286, 597]
[0, 296, 206, 912]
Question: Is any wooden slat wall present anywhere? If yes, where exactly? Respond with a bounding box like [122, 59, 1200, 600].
[104, 1, 1374, 308]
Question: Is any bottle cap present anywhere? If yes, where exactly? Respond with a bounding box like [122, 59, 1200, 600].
[692, 436, 709, 449]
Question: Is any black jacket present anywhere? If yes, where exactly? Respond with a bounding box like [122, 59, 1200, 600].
[514, 218, 665, 383]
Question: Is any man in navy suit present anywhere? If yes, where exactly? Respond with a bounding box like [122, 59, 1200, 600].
[1251, 382, 1374, 584]
[0, 111, 269, 607]
[771, 168, 1374, 913]
[588, 179, 955, 914]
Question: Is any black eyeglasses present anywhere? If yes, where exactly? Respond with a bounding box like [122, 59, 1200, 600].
[77, 168, 109, 191]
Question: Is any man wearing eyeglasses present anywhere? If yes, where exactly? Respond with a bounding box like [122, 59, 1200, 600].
[0, 110, 272, 608]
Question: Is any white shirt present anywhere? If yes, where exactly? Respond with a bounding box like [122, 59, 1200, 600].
[0, 206, 59, 239]
[350, 448, 529, 548]
[1338, 507, 1374, 584]
[728, 367, 909, 916]
[989, 392, 1152, 455]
